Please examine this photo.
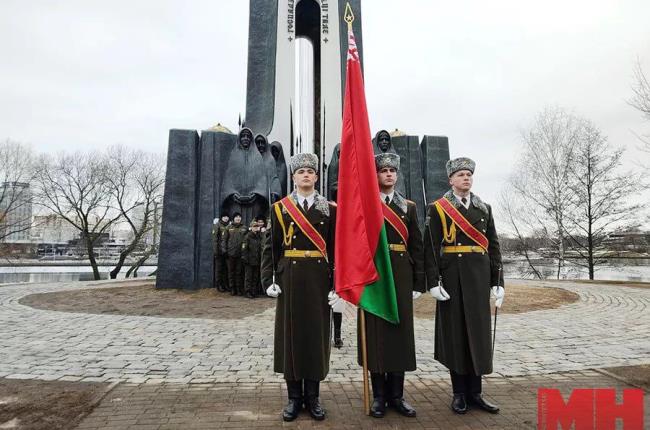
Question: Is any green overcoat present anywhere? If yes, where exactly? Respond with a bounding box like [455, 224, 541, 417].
[261, 192, 336, 381]
[358, 195, 425, 372]
[424, 190, 504, 376]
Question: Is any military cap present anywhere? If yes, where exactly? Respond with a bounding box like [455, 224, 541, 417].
[375, 152, 400, 171]
[446, 157, 476, 177]
[290, 153, 319, 173]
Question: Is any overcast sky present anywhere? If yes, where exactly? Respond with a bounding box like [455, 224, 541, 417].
[1, 0, 649, 221]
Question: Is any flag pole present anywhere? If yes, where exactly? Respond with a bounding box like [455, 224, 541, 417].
[343, 2, 370, 415]
[360, 309, 371, 416]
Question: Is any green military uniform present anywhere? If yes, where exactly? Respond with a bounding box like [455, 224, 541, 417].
[242, 223, 263, 297]
[424, 189, 503, 376]
[423, 156, 504, 415]
[223, 220, 248, 296]
[261, 191, 336, 381]
[360, 152, 424, 418]
[261, 152, 334, 422]
[358, 194, 425, 372]
[212, 218, 230, 291]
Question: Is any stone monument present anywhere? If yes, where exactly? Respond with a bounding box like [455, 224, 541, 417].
[157, 0, 451, 290]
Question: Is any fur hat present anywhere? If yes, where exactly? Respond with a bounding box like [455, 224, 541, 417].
[446, 157, 476, 177]
[290, 153, 319, 173]
[375, 153, 400, 171]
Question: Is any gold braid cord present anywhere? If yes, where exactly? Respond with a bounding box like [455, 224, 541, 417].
[274, 203, 293, 247]
[434, 201, 456, 244]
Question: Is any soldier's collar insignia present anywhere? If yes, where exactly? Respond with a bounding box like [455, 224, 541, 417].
[392, 191, 408, 213]
[443, 189, 488, 214]
[289, 190, 330, 217]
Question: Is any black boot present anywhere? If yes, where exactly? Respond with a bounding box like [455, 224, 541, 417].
[333, 312, 343, 348]
[304, 379, 325, 420]
[468, 393, 500, 414]
[451, 393, 468, 414]
[282, 380, 302, 422]
[387, 372, 416, 417]
[370, 373, 386, 418]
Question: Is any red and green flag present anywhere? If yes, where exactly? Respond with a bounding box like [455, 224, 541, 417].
[334, 26, 399, 324]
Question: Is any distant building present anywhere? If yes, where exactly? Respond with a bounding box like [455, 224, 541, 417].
[604, 230, 650, 253]
[31, 214, 78, 254]
[0, 182, 32, 243]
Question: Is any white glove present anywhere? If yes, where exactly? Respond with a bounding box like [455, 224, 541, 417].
[429, 285, 451, 301]
[491, 286, 505, 308]
[412, 291, 422, 300]
[328, 290, 341, 307]
[266, 283, 281, 298]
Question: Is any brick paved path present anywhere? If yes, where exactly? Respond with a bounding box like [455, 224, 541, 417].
[1, 279, 648, 384]
[75, 370, 649, 429]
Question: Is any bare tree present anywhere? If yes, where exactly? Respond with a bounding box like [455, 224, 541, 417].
[34, 151, 122, 279]
[629, 60, 650, 139]
[564, 121, 642, 279]
[498, 185, 544, 279]
[105, 146, 165, 279]
[509, 107, 580, 278]
[0, 139, 35, 244]
[125, 196, 162, 278]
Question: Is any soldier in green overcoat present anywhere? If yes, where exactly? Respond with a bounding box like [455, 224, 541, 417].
[261, 153, 336, 422]
[358, 153, 425, 418]
[424, 157, 505, 415]
[212, 215, 230, 291]
[222, 213, 247, 296]
[242, 215, 265, 298]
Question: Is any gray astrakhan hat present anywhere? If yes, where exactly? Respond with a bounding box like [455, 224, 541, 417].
[375, 153, 400, 171]
[290, 153, 319, 173]
[446, 157, 476, 177]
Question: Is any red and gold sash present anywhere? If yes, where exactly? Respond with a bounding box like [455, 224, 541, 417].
[435, 197, 489, 251]
[279, 196, 328, 261]
[382, 202, 409, 245]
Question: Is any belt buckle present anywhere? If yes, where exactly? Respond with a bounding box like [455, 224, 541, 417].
[305, 250, 311, 257]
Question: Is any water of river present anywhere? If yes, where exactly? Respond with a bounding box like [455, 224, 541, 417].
[0, 266, 157, 284]
[503, 258, 650, 282]
[1, 259, 648, 285]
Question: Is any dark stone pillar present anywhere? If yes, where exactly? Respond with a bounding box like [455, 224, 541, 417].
[195, 131, 237, 289]
[421, 136, 450, 205]
[245, 0, 279, 135]
[391, 135, 426, 229]
[156, 129, 200, 290]
[406, 135, 426, 229]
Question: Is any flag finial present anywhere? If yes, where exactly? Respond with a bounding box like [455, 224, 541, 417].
[344, 2, 354, 30]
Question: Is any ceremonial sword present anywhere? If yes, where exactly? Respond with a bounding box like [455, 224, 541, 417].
[491, 266, 502, 364]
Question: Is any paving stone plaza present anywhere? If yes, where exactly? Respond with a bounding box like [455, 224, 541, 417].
[1, 279, 648, 428]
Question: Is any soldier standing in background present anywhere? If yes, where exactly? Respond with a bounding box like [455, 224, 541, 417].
[223, 212, 247, 296]
[212, 215, 230, 291]
[242, 215, 265, 298]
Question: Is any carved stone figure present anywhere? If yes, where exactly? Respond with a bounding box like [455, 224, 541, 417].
[270, 141, 288, 196]
[255, 134, 283, 203]
[220, 127, 269, 225]
[326, 143, 341, 201]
